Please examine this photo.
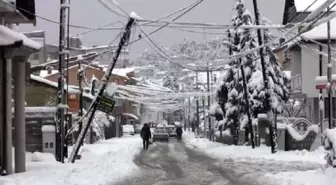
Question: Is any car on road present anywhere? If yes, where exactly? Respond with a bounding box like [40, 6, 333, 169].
[134, 124, 142, 134]
[122, 124, 135, 135]
[165, 125, 177, 137]
[152, 127, 169, 142]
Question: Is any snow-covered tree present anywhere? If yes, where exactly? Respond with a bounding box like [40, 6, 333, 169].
[216, 0, 289, 130]
[163, 73, 179, 92]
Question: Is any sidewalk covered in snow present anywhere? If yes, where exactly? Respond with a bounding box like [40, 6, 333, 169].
[183, 132, 336, 185]
[0, 136, 142, 185]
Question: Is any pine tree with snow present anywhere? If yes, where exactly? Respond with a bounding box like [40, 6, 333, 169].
[217, 0, 259, 129]
[216, 0, 289, 131]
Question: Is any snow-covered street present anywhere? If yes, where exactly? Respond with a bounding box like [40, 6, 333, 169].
[114, 138, 244, 185]
[0, 132, 335, 185]
[0, 136, 142, 185]
[111, 132, 335, 185]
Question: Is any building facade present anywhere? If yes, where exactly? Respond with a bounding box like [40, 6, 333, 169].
[281, 0, 336, 124]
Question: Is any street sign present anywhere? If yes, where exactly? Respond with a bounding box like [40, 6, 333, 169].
[97, 96, 116, 114]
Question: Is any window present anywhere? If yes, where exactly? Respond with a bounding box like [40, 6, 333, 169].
[115, 98, 123, 107]
[45, 142, 49, 148]
[50, 142, 54, 148]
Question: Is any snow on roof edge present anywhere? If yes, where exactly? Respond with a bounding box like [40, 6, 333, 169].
[0, 25, 42, 50]
[30, 74, 79, 93]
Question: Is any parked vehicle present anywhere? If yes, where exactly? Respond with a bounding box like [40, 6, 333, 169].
[165, 125, 177, 137]
[122, 124, 135, 135]
[134, 124, 142, 134]
[152, 127, 169, 142]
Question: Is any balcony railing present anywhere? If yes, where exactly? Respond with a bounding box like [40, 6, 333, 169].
[291, 74, 302, 92]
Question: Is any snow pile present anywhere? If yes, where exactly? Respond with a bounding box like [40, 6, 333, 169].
[286, 124, 319, 141]
[77, 110, 113, 142]
[26, 152, 56, 162]
[260, 168, 336, 185]
[0, 136, 142, 185]
[184, 132, 326, 164]
[323, 128, 336, 167]
[105, 82, 118, 96]
[90, 111, 112, 141]
[41, 125, 55, 132]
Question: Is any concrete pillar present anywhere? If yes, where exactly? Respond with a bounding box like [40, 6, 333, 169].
[13, 57, 26, 173]
[3, 57, 13, 175]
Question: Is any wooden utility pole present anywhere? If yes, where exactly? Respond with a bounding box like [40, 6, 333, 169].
[319, 45, 324, 144]
[77, 60, 84, 146]
[196, 72, 200, 134]
[56, 0, 69, 163]
[253, 0, 276, 153]
[327, 6, 333, 129]
[68, 17, 135, 163]
[240, 62, 255, 148]
[207, 63, 212, 140]
[188, 83, 191, 132]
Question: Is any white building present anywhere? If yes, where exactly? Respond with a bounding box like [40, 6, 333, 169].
[281, 0, 336, 124]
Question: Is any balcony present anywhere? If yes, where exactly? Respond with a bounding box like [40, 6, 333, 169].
[291, 74, 302, 93]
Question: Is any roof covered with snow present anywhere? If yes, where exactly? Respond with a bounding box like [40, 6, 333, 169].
[102, 67, 135, 79]
[0, 25, 42, 50]
[301, 18, 336, 40]
[39, 70, 59, 77]
[294, 0, 336, 12]
[30, 74, 79, 93]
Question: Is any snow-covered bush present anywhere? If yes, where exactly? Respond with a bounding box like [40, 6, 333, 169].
[78, 110, 113, 142]
[323, 128, 336, 168]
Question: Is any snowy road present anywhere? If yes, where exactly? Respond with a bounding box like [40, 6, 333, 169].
[112, 138, 321, 185]
[113, 139, 240, 185]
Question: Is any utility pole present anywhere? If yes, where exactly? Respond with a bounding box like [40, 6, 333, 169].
[252, 0, 276, 153]
[56, 0, 69, 163]
[327, 6, 333, 129]
[240, 62, 255, 148]
[78, 60, 84, 146]
[207, 63, 212, 141]
[202, 95, 206, 137]
[64, 0, 71, 158]
[188, 83, 191, 132]
[69, 17, 134, 163]
[319, 45, 324, 144]
[195, 72, 200, 135]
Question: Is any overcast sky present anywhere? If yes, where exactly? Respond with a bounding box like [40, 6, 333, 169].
[18, 0, 285, 59]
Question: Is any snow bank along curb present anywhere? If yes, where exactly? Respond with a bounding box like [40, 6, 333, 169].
[323, 128, 336, 167]
[0, 137, 142, 185]
[184, 132, 326, 164]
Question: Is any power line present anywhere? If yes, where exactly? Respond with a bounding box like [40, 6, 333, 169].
[127, 0, 205, 46]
